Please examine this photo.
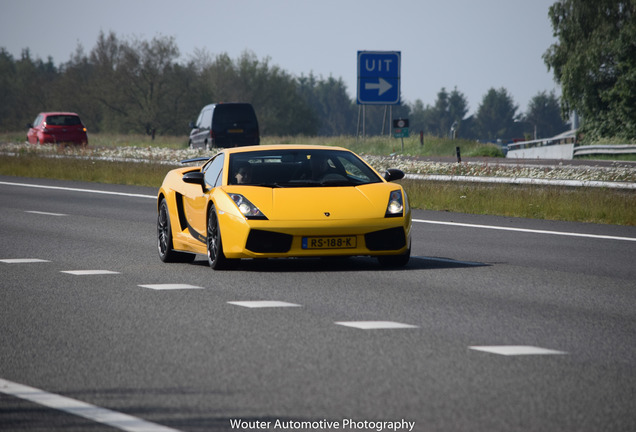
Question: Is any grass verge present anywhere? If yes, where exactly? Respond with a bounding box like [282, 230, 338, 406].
[401, 179, 635, 226]
[2, 154, 634, 226]
[0, 154, 170, 188]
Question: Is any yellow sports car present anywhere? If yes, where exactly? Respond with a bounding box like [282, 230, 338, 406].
[157, 145, 411, 269]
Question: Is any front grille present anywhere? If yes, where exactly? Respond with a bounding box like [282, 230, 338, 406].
[365, 227, 406, 251]
[246, 230, 293, 253]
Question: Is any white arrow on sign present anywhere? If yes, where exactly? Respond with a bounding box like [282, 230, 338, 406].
[364, 78, 392, 95]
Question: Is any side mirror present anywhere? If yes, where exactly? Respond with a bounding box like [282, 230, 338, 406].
[182, 171, 206, 188]
[26, 123, 33, 128]
[384, 168, 405, 182]
[188, 121, 196, 129]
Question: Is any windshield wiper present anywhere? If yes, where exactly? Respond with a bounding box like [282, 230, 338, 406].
[320, 179, 354, 186]
[249, 183, 283, 188]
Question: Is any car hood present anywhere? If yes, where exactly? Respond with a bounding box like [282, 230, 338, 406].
[225, 183, 398, 221]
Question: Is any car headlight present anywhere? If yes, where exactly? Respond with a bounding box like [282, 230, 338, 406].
[385, 190, 403, 217]
[229, 193, 267, 220]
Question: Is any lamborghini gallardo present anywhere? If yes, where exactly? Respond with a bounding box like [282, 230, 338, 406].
[157, 145, 411, 269]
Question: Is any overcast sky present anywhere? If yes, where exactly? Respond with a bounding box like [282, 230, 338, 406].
[0, 0, 559, 115]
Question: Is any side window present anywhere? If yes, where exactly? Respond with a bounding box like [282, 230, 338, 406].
[338, 156, 371, 181]
[195, 110, 204, 128]
[203, 153, 225, 188]
[200, 108, 213, 130]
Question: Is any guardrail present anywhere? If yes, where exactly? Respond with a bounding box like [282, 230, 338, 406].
[507, 129, 636, 160]
[507, 143, 575, 159]
[506, 130, 577, 159]
[406, 174, 636, 190]
[573, 144, 636, 157]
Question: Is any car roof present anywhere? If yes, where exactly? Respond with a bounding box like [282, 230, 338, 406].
[40, 112, 81, 117]
[220, 144, 349, 155]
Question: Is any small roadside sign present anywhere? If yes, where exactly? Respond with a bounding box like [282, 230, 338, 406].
[393, 118, 409, 138]
[393, 128, 409, 138]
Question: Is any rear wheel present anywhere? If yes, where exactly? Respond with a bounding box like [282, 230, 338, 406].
[157, 199, 195, 263]
[207, 205, 237, 269]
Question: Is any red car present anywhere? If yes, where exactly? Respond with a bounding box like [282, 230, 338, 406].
[27, 112, 88, 146]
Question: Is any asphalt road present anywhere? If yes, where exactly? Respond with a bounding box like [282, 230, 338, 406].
[1, 175, 635, 432]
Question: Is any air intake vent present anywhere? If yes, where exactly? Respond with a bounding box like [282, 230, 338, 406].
[246, 230, 292, 253]
[365, 227, 406, 251]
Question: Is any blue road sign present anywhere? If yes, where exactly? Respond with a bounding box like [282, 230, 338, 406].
[357, 51, 401, 105]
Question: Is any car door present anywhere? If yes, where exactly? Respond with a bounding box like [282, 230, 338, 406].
[27, 114, 42, 143]
[183, 153, 225, 241]
[191, 107, 213, 149]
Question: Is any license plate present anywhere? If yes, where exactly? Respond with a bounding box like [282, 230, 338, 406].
[302, 236, 356, 249]
[228, 129, 244, 133]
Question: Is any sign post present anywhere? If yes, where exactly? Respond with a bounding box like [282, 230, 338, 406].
[357, 51, 401, 138]
[393, 118, 409, 151]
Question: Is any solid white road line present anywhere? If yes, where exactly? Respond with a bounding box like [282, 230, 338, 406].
[0, 181, 155, 199]
[3, 180, 633, 242]
[414, 219, 636, 242]
[0, 378, 182, 432]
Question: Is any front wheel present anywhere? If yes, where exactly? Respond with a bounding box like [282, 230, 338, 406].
[377, 244, 410, 268]
[207, 205, 237, 270]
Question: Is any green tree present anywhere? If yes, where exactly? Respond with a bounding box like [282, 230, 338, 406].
[406, 87, 468, 138]
[446, 87, 469, 138]
[475, 87, 518, 141]
[0, 49, 20, 131]
[543, 0, 636, 141]
[117, 35, 182, 134]
[10, 50, 59, 128]
[88, 31, 128, 131]
[297, 73, 356, 136]
[199, 51, 318, 136]
[523, 90, 568, 139]
[54, 45, 101, 131]
[407, 99, 433, 136]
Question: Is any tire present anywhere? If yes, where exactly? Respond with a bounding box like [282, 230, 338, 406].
[157, 199, 195, 263]
[377, 243, 411, 268]
[206, 204, 237, 269]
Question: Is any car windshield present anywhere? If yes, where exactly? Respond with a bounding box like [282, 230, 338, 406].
[45, 115, 81, 126]
[228, 149, 383, 187]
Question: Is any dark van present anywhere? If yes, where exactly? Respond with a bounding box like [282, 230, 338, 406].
[188, 103, 259, 150]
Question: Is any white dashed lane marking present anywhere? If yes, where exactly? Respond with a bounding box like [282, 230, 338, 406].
[138, 284, 205, 290]
[469, 345, 568, 356]
[0, 258, 51, 263]
[228, 300, 302, 308]
[2, 257, 570, 355]
[335, 321, 419, 330]
[61, 270, 121, 275]
[25, 210, 67, 216]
